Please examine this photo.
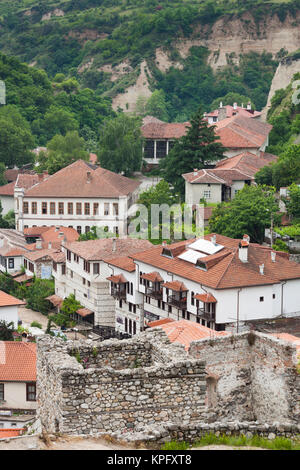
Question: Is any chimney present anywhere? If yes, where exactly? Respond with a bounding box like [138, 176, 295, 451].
[162, 241, 167, 247]
[238, 235, 249, 263]
[48, 242, 52, 249]
[219, 101, 223, 108]
[87, 171, 92, 183]
[247, 101, 251, 110]
[112, 237, 117, 253]
[271, 251, 276, 263]
[233, 102, 238, 110]
[193, 168, 198, 176]
[36, 238, 42, 250]
[218, 106, 227, 122]
[259, 264, 264, 275]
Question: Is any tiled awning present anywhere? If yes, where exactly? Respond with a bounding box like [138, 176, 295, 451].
[45, 295, 63, 307]
[76, 308, 94, 318]
[141, 272, 163, 283]
[107, 274, 128, 284]
[162, 281, 188, 292]
[194, 293, 217, 303]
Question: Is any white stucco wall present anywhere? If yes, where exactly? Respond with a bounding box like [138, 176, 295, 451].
[0, 305, 19, 328]
[0, 382, 36, 410]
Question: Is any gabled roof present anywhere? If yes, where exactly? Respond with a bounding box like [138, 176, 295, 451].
[141, 121, 189, 139]
[23, 160, 140, 198]
[214, 116, 272, 149]
[0, 341, 36, 382]
[65, 237, 153, 262]
[216, 151, 278, 175]
[131, 234, 300, 290]
[0, 181, 15, 196]
[0, 290, 25, 307]
[182, 168, 253, 186]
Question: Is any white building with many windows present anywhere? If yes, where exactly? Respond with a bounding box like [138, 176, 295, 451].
[15, 160, 140, 236]
[106, 234, 300, 336]
[52, 237, 152, 327]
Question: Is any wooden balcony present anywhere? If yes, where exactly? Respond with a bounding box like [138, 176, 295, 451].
[197, 308, 215, 321]
[111, 287, 127, 299]
[145, 286, 162, 300]
[167, 295, 187, 310]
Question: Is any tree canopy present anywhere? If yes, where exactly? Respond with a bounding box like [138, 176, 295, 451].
[160, 105, 226, 195]
[97, 113, 143, 176]
[208, 185, 279, 244]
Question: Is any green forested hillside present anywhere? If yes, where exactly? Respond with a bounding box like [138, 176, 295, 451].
[0, 0, 298, 119]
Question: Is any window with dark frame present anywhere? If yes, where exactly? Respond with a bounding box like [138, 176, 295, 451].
[68, 203, 73, 215]
[23, 202, 29, 214]
[31, 202, 37, 214]
[76, 203, 82, 215]
[84, 203, 90, 215]
[93, 263, 100, 275]
[8, 258, 14, 269]
[26, 383, 36, 401]
[0, 383, 4, 401]
[58, 202, 64, 215]
[42, 202, 47, 214]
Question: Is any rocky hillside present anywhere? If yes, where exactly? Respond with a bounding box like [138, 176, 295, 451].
[0, 0, 299, 118]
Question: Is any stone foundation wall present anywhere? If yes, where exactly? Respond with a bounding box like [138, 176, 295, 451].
[189, 331, 300, 424]
[37, 331, 206, 435]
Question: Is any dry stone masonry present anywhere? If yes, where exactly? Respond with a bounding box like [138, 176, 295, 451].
[37, 329, 206, 435]
[37, 329, 300, 441]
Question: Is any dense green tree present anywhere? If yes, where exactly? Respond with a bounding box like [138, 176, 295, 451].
[145, 90, 169, 121]
[0, 320, 15, 341]
[97, 113, 143, 176]
[3, 210, 15, 229]
[282, 183, 300, 221]
[271, 144, 300, 189]
[208, 185, 279, 244]
[0, 163, 7, 186]
[137, 179, 178, 209]
[37, 131, 89, 174]
[26, 278, 55, 315]
[0, 106, 35, 167]
[160, 105, 225, 195]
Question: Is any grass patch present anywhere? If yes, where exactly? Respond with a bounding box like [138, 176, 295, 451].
[161, 433, 300, 450]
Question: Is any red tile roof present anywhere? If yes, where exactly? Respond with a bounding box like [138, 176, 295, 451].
[24, 160, 140, 198]
[162, 280, 188, 292]
[194, 293, 217, 303]
[141, 115, 272, 150]
[0, 428, 24, 438]
[0, 341, 36, 381]
[141, 271, 163, 282]
[205, 105, 262, 120]
[141, 121, 189, 139]
[154, 319, 229, 351]
[45, 295, 63, 308]
[107, 274, 128, 283]
[0, 290, 25, 307]
[147, 318, 175, 327]
[76, 308, 93, 317]
[107, 256, 136, 272]
[0, 181, 15, 196]
[183, 168, 253, 186]
[215, 151, 278, 176]
[131, 234, 300, 290]
[65, 237, 153, 262]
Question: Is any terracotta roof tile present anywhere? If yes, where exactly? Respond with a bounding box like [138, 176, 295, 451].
[24, 160, 139, 198]
[107, 256, 136, 272]
[0, 181, 15, 196]
[141, 271, 163, 282]
[0, 429, 24, 438]
[141, 122, 189, 139]
[162, 280, 188, 292]
[156, 319, 229, 350]
[194, 293, 217, 303]
[0, 290, 25, 307]
[65, 238, 153, 262]
[76, 308, 93, 317]
[0, 341, 36, 381]
[132, 234, 300, 290]
[45, 295, 63, 308]
[107, 274, 128, 283]
[147, 318, 175, 327]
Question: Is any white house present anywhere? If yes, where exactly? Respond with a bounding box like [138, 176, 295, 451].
[51, 237, 153, 327]
[0, 290, 25, 328]
[0, 341, 36, 411]
[183, 152, 278, 205]
[15, 160, 140, 236]
[106, 233, 300, 335]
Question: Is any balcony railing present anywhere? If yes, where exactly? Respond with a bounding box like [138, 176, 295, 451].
[197, 308, 215, 321]
[111, 287, 127, 299]
[145, 286, 162, 300]
[167, 295, 187, 310]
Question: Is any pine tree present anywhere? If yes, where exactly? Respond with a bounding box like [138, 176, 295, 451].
[159, 106, 226, 195]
